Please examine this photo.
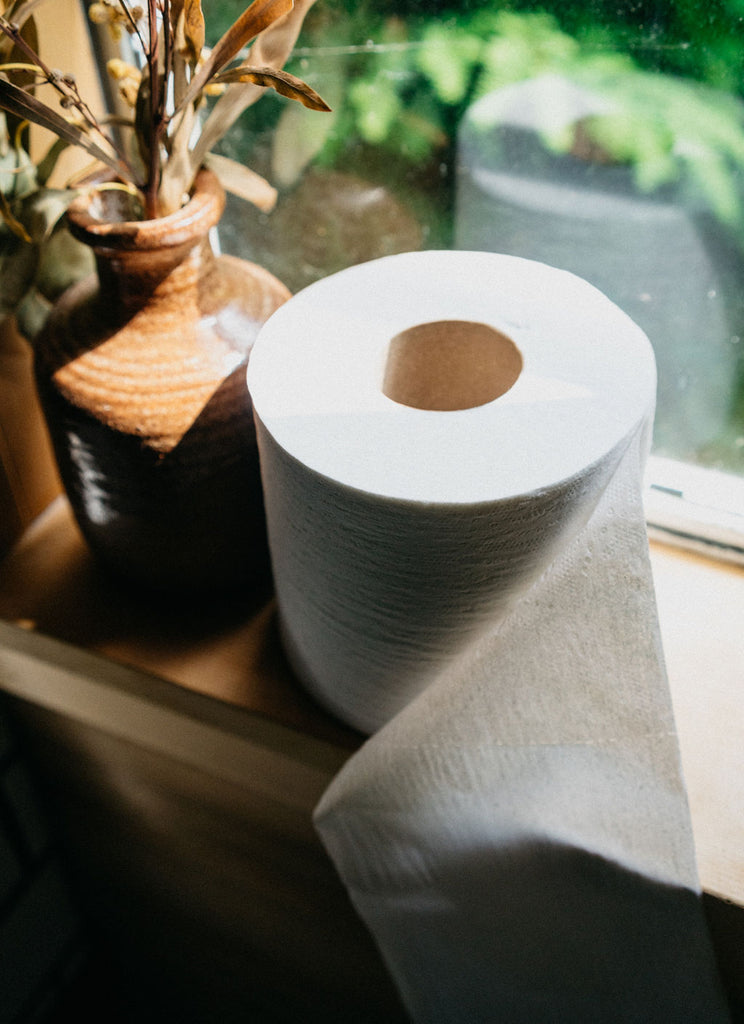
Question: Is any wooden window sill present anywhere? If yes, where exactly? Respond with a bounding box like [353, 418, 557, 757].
[0, 496, 741, 1010]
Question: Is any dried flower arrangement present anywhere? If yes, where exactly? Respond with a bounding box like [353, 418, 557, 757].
[0, 0, 329, 223]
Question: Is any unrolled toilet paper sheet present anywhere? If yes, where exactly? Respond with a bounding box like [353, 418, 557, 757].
[248, 252, 729, 1021]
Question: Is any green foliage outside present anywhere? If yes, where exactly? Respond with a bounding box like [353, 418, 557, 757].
[204, 1, 744, 228]
[203, 0, 744, 472]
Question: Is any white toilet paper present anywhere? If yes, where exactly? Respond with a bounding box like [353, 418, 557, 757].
[248, 252, 728, 1021]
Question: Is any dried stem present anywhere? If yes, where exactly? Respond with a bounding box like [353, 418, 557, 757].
[162, 0, 173, 82]
[1, 0, 329, 219]
[144, 0, 162, 217]
[0, 14, 124, 162]
[117, 0, 147, 51]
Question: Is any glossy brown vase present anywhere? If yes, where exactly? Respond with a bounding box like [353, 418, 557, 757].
[34, 170, 290, 592]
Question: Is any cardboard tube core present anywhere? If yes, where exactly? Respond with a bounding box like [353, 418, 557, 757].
[383, 320, 523, 411]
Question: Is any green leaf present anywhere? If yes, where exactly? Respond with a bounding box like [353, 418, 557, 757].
[684, 146, 743, 226]
[21, 187, 74, 242]
[0, 140, 35, 197]
[474, 12, 580, 98]
[349, 77, 401, 145]
[10, 191, 94, 336]
[32, 210, 94, 299]
[5, 187, 93, 335]
[14, 284, 50, 340]
[416, 24, 482, 106]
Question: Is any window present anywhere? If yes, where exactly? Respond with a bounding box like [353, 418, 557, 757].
[205, 1, 744, 555]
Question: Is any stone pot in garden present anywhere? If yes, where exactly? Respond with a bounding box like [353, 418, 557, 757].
[455, 75, 744, 459]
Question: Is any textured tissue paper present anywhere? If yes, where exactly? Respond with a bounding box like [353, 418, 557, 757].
[248, 251, 729, 1022]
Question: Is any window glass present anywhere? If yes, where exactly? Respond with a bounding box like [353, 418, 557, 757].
[204, 0, 744, 477]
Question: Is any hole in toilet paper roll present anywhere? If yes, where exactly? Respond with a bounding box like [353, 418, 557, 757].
[383, 320, 523, 411]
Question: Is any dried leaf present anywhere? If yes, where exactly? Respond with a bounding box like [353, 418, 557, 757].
[249, 0, 316, 68]
[22, 184, 73, 240]
[271, 90, 338, 186]
[171, 47, 189, 109]
[168, 0, 185, 31]
[183, 0, 205, 65]
[167, 1, 184, 18]
[203, 152, 277, 211]
[212, 64, 330, 111]
[0, 186, 30, 239]
[0, 78, 123, 175]
[158, 102, 196, 215]
[188, 89, 246, 174]
[171, 0, 205, 68]
[0, 6, 37, 141]
[188, 0, 318, 170]
[209, 0, 293, 72]
[178, 0, 293, 111]
[170, 0, 203, 106]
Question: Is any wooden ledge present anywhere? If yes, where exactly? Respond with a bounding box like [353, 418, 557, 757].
[0, 497, 360, 751]
[0, 498, 741, 1009]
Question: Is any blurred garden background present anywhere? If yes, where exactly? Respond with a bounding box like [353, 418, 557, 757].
[203, 0, 744, 474]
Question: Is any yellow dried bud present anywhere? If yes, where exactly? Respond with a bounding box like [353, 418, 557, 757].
[106, 58, 139, 82]
[119, 80, 140, 106]
[88, 2, 111, 24]
[106, 58, 141, 108]
[88, 1, 137, 39]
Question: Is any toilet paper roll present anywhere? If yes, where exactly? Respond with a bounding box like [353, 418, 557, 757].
[248, 252, 728, 1021]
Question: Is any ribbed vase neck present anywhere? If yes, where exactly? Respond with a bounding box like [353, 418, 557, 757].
[66, 169, 225, 317]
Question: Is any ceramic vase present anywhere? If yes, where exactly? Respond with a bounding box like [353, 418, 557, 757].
[34, 170, 289, 592]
